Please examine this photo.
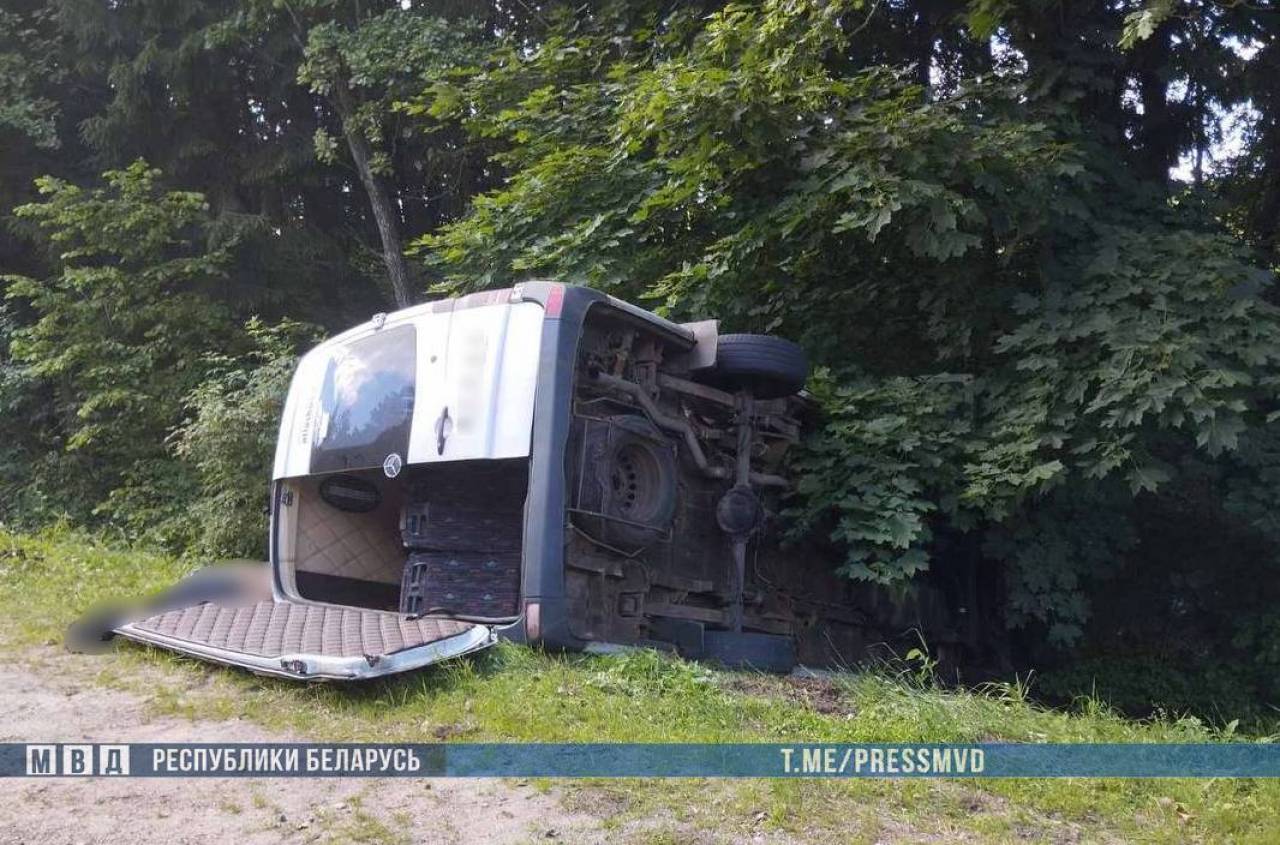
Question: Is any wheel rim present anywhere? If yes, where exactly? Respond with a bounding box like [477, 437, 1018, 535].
[610, 442, 663, 523]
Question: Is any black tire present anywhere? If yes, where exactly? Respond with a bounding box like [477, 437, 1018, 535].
[573, 415, 678, 551]
[702, 334, 808, 399]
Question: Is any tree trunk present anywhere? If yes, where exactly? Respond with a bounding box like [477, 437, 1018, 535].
[332, 81, 415, 309]
[1133, 37, 1179, 185]
[1252, 120, 1280, 259]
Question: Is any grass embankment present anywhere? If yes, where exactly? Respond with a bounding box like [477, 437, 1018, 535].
[2, 527, 1278, 843]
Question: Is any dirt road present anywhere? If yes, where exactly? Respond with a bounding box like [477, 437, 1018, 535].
[0, 650, 603, 845]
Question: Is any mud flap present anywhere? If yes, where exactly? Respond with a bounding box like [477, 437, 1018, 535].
[78, 566, 495, 680]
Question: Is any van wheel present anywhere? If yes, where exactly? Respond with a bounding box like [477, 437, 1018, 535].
[701, 334, 808, 399]
[574, 415, 677, 551]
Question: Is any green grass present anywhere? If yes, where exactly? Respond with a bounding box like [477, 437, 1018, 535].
[2, 526, 1279, 843]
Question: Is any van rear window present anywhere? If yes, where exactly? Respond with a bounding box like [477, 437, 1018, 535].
[310, 324, 416, 474]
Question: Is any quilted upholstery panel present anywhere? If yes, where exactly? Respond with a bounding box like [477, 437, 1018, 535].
[131, 600, 475, 657]
[295, 476, 405, 584]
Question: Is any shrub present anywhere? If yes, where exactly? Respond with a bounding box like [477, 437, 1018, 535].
[170, 318, 319, 559]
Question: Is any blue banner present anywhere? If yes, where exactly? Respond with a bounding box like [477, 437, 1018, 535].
[3, 742, 1279, 778]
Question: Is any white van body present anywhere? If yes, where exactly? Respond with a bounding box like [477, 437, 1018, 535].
[273, 298, 545, 479]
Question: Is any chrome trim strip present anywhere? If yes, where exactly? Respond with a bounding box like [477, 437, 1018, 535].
[114, 618, 495, 681]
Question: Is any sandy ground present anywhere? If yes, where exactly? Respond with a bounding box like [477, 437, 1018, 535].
[0, 651, 606, 845]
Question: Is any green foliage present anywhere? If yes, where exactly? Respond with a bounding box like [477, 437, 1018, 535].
[2, 161, 240, 536]
[298, 10, 476, 99]
[0, 302, 62, 521]
[1232, 611, 1280, 700]
[1, 159, 316, 555]
[297, 7, 478, 170]
[981, 485, 1137, 644]
[787, 371, 976, 583]
[0, 527, 192, 647]
[1118, 0, 1180, 50]
[994, 225, 1280, 471]
[172, 317, 319, 559]
[420, 0, 1075, 334]
[583, 646, 718, 698]
[1038, 654, 1265, 725]
[0, 5, 63, 148]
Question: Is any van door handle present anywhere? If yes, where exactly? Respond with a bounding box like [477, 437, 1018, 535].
[435, 406, 451, 455]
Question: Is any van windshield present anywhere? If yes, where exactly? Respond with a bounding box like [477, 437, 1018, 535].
[310, 324, 416, 474]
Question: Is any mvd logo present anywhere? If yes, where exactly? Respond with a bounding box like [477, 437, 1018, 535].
[26, 744, 130, 776]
